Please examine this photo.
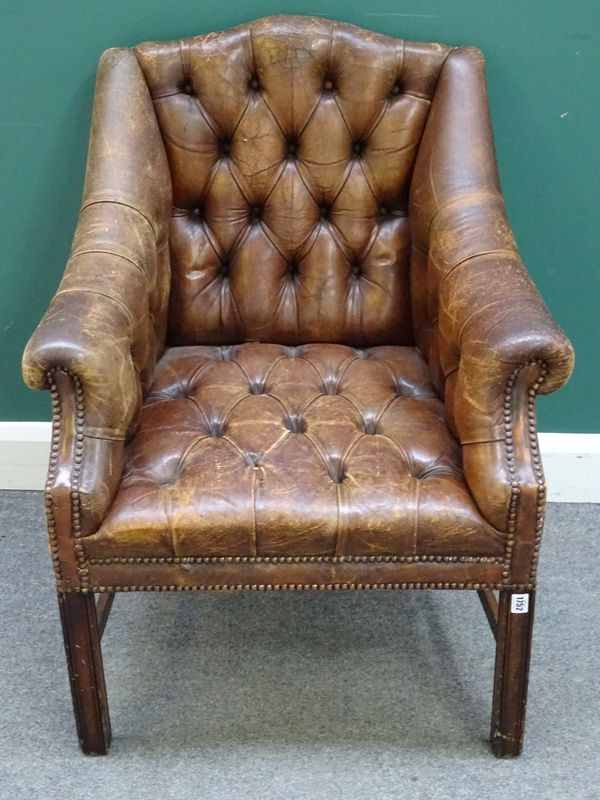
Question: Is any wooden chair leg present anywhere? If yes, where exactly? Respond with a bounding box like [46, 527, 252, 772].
[490, 589, 536, 757]
[57, 591, 111, 755]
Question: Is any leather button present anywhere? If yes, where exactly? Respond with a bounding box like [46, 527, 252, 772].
[351, 263, 362, 278]
[207, 420, 227, 438]
[319, 205, 331, 219]
[361, 417, 379, 435]
[390, 81, 402, 97]
[324, 79, 334, 91]
[284, 414, 307, 434]
[248, 379, 267, 395]
[250, 206, 262, 221]
[378, 206, 388, 218]
[244, 452, 261, 467]
[325, 457, 345, 484]
[218, 345, 235, 362]
[286, 139, 298, 156]
[182, 81, 194, 95]
[220, 140, 231, 156]
[322, 375, 339, 395]
[249, 76, 260, 90]
[191, 206, 202, 219]
[352, 141, 365, 157]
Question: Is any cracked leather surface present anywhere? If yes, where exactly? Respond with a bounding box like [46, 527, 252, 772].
[83, 343, 503, 559]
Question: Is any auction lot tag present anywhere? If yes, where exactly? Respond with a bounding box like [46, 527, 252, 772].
[511, 594, 529, 614]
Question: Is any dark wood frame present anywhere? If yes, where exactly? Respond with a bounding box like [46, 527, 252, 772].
[490, 590, 536, 757]
[58, 587, 535, 757]
[58, 592, 112, 755]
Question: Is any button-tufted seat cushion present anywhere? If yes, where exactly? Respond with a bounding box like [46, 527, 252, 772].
[83, 343, 503, 561]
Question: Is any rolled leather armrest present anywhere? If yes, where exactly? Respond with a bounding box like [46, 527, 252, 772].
[22, 47, 172, 535]
[409, 46, 574, 535]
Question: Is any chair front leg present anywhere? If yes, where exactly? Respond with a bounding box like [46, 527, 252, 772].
[490, 589, 536, 757]
[57, 591, 111, 755]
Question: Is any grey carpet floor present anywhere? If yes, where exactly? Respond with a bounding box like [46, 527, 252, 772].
[0, 492, 598, 800]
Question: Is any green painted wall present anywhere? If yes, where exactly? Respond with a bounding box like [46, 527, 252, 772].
[2, 0, 598, 431]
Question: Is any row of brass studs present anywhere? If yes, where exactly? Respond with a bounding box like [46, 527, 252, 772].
[45, 369, 90, 590]
[503, 364, 522, 577]
[527, 364, 548, 583]
[45, 373, 63, 591]
[502, 359, 547, 580]
[79, 581, 534, 593]
[71, 373, 89, 590]
[86, 553, 505, 565]
[45, 360, 548, 593]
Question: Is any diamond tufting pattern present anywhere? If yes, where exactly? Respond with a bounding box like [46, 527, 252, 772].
[134, 17, 450, 347]
[83, 343, 503, 560]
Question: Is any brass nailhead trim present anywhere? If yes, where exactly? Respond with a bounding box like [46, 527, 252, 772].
[45, 372, 63, 591]
[71, 372, 89, 590]
[502, 359, 547, 582]
[527, 368, 547, 583]
[46, 361, 548, 593]
[86, 554, 505, 566]
[46, 368, 90, 590]
[75, 581, 534, 593]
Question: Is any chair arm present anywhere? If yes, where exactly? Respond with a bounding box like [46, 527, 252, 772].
[22, 48, 172, 542]
[409, 47, 574, 579]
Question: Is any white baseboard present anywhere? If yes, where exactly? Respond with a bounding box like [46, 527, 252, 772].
[0, 422, 52, 491]
[534, 433, 600, 503]
[0, 422, 598, 502]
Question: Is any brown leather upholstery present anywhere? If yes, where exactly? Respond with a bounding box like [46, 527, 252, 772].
[22, 16, 573, 594]
[133, 18, 449, 349]
[84, 342, 503, 560]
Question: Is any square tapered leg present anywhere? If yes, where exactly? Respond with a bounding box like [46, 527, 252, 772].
[58, 591, 111, 755]
[490, 589, 536, 757]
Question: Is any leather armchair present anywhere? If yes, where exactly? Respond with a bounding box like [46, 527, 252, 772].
[23, 16, 573, 757]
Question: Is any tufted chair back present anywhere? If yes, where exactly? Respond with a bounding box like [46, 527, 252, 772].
[134, 16, 450, 347]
